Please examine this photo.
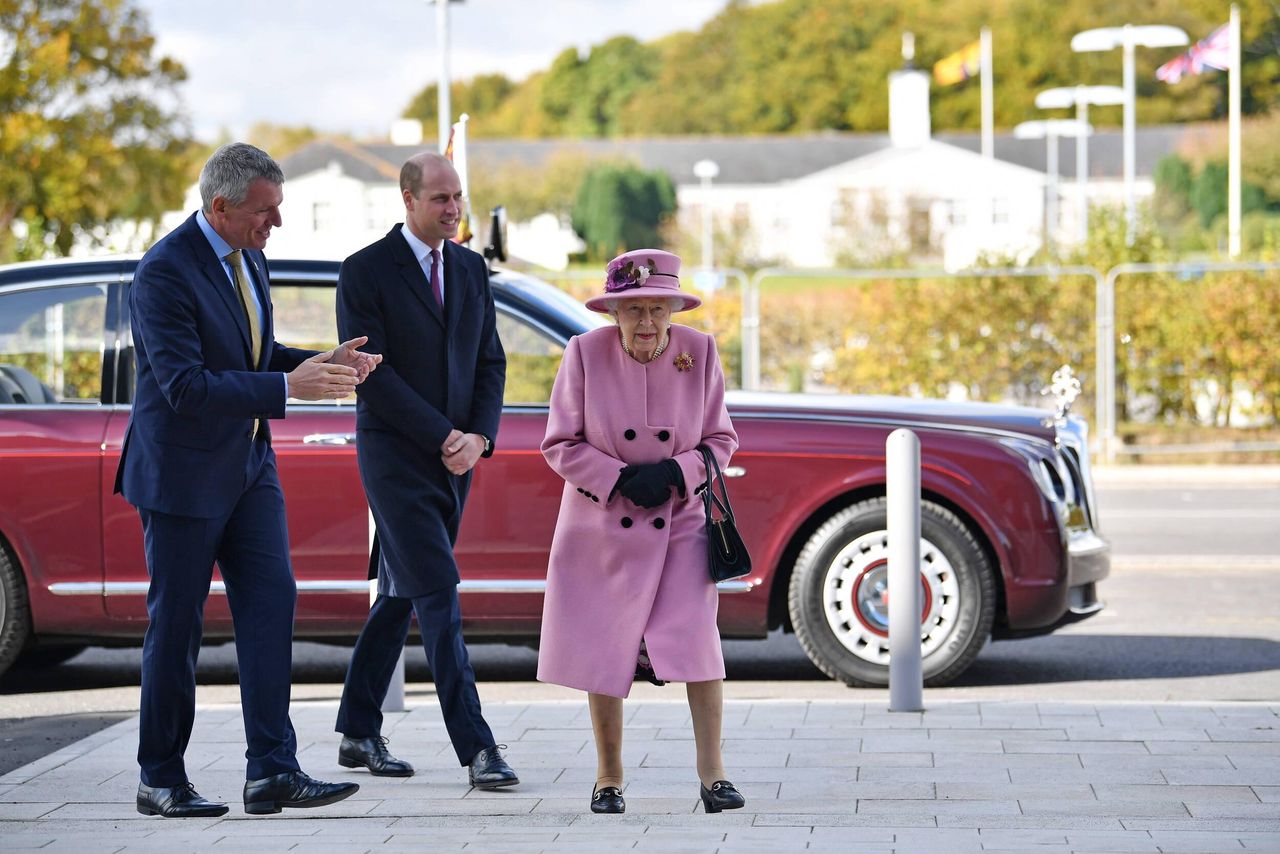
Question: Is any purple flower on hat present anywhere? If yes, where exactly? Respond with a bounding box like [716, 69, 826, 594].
[604, 257, 656, 293]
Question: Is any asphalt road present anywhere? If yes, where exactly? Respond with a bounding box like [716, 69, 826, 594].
[1, 478, 1277, 775]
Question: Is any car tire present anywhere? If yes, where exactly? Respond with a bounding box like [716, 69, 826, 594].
[0, 540, 33, 679]
[788, 497, 996, 688]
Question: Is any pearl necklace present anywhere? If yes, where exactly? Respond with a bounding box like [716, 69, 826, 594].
[620, 329, 669, 362]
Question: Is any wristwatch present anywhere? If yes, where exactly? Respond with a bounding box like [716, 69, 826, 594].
[479, 433, 494, 457]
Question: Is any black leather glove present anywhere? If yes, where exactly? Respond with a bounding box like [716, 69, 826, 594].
[615, 459, 685, 508]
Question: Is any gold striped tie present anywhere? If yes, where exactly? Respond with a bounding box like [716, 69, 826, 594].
[225, 250, 262, 440]
[224, 250, 262, 367]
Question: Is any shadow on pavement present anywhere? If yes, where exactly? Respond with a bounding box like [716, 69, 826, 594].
[1, 633, 1276, 694]
[0, 712, 133, 776]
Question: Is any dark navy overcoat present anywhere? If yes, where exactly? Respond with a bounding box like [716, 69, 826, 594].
[337, 226, 506, 598]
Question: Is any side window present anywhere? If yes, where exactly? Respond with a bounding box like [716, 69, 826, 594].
[269, 282, 349, 405]
[497, 312, 563, 405]
[0, 284, 108, 404]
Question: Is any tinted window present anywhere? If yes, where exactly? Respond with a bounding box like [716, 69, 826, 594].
[270, 282, 353, 405]
[0, 284, 108, 404]
[497, 311, 563, 405]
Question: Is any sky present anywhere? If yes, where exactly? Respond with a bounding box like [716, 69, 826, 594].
[136, 0, 748, 141]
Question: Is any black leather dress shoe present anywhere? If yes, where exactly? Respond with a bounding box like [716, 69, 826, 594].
[467, 745, 519, 789]
[338, 735, 415, 777]
[590, 784, 625, 814]
[242, 770, 359, 815]
[699, 780, 746, 813]
[136, 782, 229, 818]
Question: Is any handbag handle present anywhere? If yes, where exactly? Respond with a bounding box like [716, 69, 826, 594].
[697, 444, 736, 524]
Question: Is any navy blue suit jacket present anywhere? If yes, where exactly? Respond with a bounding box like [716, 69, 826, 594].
[337, 227, 506, 597]
[115, 213, 314, 518]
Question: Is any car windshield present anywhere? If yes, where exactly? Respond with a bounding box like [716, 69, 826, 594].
[494, 268, 609, 334]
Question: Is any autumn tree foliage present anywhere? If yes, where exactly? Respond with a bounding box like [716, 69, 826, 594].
[0, 0, 194, 261]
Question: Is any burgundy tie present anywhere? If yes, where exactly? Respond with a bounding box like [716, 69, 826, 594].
[429, 248, 443, 307]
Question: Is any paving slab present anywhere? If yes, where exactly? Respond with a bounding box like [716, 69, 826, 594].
[0, 698, 1275, 852]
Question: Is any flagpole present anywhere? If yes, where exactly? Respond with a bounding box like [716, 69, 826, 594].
[1228, 4, 1241, 258]
[453, 113, 470, 198]
[981, 27, 994, 159]
[436, 0, 452, 154]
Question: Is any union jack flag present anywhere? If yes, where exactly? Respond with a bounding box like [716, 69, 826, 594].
[1157, 24, 1230, 84]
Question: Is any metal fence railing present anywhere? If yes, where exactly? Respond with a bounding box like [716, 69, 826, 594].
[525, 261, 1280, 464]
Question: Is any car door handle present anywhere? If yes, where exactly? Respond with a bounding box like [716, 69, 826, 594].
[303, 432, 357, 445]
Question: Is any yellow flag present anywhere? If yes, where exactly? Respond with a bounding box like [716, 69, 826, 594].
[934, 40, 981, 86]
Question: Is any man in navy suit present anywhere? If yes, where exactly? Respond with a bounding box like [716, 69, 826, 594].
[333, 153, 516, 789]
[116, 143, 379, 817]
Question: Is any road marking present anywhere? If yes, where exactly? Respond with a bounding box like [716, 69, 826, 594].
[1112, 554, 1280, 571]
[1102, 509, 1279, 519]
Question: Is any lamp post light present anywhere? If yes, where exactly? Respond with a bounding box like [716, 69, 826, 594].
[693, 159, 720, 271]
[1014, 119, 1092, 255]
[1035, 85, 1125, 243]
[1070, 25, 1188, 245]
[434, 0, 466, 154]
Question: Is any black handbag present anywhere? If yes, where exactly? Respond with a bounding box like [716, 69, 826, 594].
[697, 444, 751, 583]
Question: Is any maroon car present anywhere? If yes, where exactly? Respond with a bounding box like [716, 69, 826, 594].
[0, 257, 1107, 686]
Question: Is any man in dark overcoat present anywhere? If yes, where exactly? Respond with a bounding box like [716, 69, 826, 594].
[333, 152, 515, 788]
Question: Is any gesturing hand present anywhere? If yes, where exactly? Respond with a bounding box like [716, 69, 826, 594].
[327, 336, 382, 383]
[286, 352, 360, 400]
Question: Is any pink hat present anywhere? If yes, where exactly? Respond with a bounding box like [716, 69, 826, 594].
[584, 248, 702, 313]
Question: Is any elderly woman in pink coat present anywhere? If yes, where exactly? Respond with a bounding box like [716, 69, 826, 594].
[537, 248, 745, 816]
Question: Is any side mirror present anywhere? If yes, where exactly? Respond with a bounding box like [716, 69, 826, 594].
[483, 206, 507, 268]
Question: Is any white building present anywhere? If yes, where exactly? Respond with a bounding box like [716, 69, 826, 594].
[162, 68, 1212, 269]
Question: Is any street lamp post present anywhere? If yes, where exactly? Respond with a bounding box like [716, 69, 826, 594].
[1070, 25, 1188, 245]
[693, 159, 720, 271]
[434, 0, 465, 154]
[1035, 85, 1125, 243]
[1014, 119, 1092, 255]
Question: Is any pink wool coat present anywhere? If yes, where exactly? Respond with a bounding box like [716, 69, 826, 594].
[537, 323, 738, 698]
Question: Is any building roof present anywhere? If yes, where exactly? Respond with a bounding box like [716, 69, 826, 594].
[281, 124, 1218, 187]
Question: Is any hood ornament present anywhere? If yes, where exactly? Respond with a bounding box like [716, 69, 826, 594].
[1042, 364, 1081, 426]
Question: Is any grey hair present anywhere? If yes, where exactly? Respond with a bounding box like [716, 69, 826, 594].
[606, 296, 684, 319]
[199, 143, 284, 213]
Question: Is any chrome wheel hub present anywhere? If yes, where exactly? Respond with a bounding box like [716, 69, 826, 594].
[821, 529, 961, 665]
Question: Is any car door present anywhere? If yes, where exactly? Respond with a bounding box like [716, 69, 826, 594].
[0, 274, 119, 633]
[102, 272, 370, 631]
[450, 307, 567, 634]
[264, 276, 369, 632]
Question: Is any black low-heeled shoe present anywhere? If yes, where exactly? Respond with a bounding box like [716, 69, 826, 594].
[590, 784, 625, 814]
[699, 780, 745, 813]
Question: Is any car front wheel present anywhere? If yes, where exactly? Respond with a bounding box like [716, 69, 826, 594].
[0, 540, 32, 679]
[788, 497, 996, 688]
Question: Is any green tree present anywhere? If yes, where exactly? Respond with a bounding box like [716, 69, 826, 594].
[403, 73, 517, 135]
[1153, 155, 1193, 222]
[0, 0, 193, 261]
[1190, 161, 1268, 227]
[400, 0, 1280, 139]
[570, 163, 675, 260]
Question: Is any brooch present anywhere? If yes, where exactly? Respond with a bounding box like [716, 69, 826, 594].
[674, 352, 695, 372]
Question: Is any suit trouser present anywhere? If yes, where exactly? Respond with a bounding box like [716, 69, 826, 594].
[136, 445, 301, 787]
[335, 589, 494, 765]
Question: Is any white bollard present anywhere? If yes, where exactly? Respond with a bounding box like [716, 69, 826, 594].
[370, 507, 406, 713]
[887, 429, 924, 712]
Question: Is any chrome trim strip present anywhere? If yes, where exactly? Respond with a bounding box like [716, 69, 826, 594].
[0, 272, 126, 291]
[302, 432, 357, 445]
[54, 578, 758, 596]
[725, 409, 1058, 448]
